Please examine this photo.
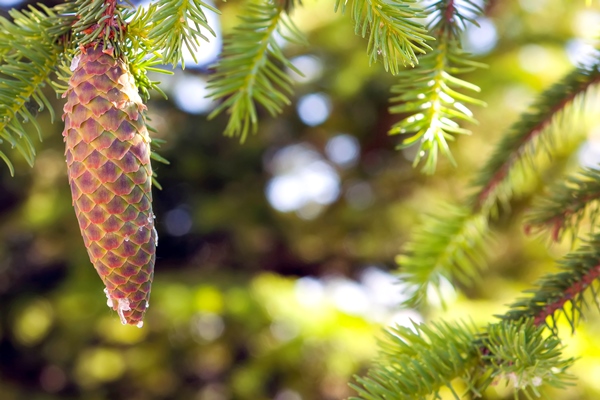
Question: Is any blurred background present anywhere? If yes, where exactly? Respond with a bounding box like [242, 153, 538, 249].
[2, 0, 600, 399]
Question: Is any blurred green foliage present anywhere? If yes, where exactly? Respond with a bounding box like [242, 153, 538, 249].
[2, 0, 600, 399]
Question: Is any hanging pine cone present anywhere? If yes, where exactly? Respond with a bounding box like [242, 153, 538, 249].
[62, 45, 157, 327]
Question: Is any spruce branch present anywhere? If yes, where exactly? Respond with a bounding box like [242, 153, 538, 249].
[127, 53, 170, 103]
[72, 0, 128, 51]
[121, 2, 174, 102]
[396, 61, 600, 307]
[525, 168, 600, 243]
[502, 232, 600, 330]
[333, 0, 433, 72]
[388, 0, 485, 174]
[0, 4, 74, 175]
[148, 0, 219, 67]
[480, 320, 575, 396]
[428, 0, 483, 36]
[350, 320, 480, 400]
[389, 44, 485, 174]
[351, 319, 574, 399]
[472, 61, 600, 213]
[397, 204, 489, 308]
[123, 1, 157, 54]
[206, 0, 304, 141]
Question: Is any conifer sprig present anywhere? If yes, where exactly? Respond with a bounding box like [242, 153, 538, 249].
[0, 0, 173, 177]
[148, 0, 219, 67]
[389, 45, 485, 173]
[72, 0, 128, 50]
[525, 168, 600, 242]
[206, 0, 304, 141]
[334, 0, 433, 72]
[426, 0, 483, 37]
[480, 320, 575, 395]
[502, 232, 600, 330]
[396, 61, 600, 307]
[351, 319, 574, 399]
[127, 53, 170, 103]
[472, 62, 600, 213]
[123, 2, 156, 51]
[397, 204, 489, 308]
[350, 320, 480, 400]
[388, 0, 485, 174]
[0, 4, 74, 175]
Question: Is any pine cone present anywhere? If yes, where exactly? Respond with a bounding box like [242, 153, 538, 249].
[62, 46, 157, 327]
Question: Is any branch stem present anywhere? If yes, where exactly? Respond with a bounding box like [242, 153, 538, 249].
[474, 71, 600, 212]
[242, 7, 283, 102]
[532, 264, 600, 326]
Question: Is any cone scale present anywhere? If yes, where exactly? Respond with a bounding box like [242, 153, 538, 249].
[62, 46, 156, 327]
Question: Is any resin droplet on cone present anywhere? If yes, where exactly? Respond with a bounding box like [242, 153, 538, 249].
[63, 46, 156, 326]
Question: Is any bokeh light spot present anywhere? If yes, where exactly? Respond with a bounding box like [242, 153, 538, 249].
[40, 365, 67, 393]
[266, 144, 340, 216]
[518, 0, 546, 13]
[426, 276, 457, 309]
[165, 207, 193, 236]
[360, 267, 408, 307]
[296, 203, 325, 220]
[0, 0, 24, 7]
[270, 319, 299, 342]
[76, 348, 126, 385]
[518, 45, 552, 73]
[330, 278, 369, 316]
[566, 39, 599, 68]
[464, 17, 497, 55]
[275, 389, 303, 400]
[191, 313, 225, 341]
[345, 181, 374, 210]
[266, 175, 306, 212]
[194, 286, 224, 313]
[198, 383, 230, 400]
[325, 134, 360, 168]
[578, 138, 600, 169]
[173, 75, 215, 115]
[295, 277, 325, 307]
[387, 310, 424, 329]
[297, 93, 331, 126]
[288, 55, 324, 84]
[97, 316, 148, 344]
[13, 298, 53, 346]
[572, 10, 600, 39]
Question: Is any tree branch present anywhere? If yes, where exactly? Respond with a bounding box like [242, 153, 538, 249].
[207, 0, 304, 141]
[334, 0, 433, 72]
[0, 4, 74, 175]
[472, 63, 600, 212]
[525, 168, 600, 242]
[502, 231, 600, 330]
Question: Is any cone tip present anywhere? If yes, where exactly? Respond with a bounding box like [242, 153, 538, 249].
[116, 297, 131, 325]
[104, 288, 145, 327]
